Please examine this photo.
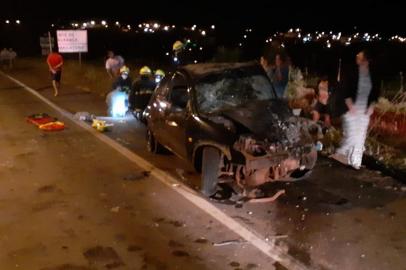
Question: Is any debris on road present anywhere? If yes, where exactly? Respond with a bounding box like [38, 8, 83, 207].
[116, 137, 131, 145]
[92, 119, 113, 132]
[122, 171, 150, 181]
[248, 189, 286, 203]
[265, 235, 288, 241]
[74, 111, 95, 122]
[194, 237, 209, 244]
[175, 168, 187, 181]
[83, 246, 124, 268]
[172, 250, 190, 257]
[110, 206, 120, 213]
[212, 239, 247, 247]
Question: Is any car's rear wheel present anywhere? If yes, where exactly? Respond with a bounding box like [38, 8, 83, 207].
[147, 129, 163, 154]
[201, 147, 222, 197]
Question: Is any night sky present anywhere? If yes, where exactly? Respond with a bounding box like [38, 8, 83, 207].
[1, 0, 404, 34]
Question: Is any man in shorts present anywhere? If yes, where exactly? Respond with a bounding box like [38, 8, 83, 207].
[46, 51, 64, 96]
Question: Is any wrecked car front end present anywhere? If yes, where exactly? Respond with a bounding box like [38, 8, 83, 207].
[211, 104, 318, 189]
[232, 119, 317, 188]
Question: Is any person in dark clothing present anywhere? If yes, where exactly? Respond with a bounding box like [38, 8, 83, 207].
[112, 65, 132, 94]
[129, 66, 156, 119]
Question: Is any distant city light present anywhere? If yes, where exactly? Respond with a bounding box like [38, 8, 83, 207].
[194, 60, 198, 64]
[5, 20, 10, 24]
[101, 20, 106, 25]
[91, 21, 95, 25]
[164, 26, 169, 31]
[115, 21, 120, 26]
[83, 23, 87, 27]
[199, 47, 203, 51]
[243, 35, 247, 39]
[211, 25, 215, 30]
[153, 23, 159, 29]
[16, 20, 20, 24]
[201, 30, 206, 36]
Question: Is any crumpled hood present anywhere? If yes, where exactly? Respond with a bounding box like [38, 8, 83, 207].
[218, 99, 307, 145]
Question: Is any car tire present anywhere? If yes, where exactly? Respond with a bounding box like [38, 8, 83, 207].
[201, 147, 221, 197]
[147, 129, 163, 154]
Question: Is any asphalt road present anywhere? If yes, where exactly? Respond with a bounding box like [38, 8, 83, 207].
[1, 69, 406, 270]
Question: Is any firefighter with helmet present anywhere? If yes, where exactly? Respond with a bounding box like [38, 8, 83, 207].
[129, 66, 156, 120]
[154, 69, 165, 84]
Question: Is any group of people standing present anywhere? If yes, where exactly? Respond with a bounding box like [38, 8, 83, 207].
[105, 50, 165, 118]
[260, 45, 380, 170]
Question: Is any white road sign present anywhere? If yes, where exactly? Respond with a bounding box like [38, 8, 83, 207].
[56, 30, 88, 53]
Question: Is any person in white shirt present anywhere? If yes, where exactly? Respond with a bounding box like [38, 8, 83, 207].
[105, 50, 125, 79]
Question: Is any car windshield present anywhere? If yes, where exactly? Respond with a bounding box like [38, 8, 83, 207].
[195, 66, 275, 113]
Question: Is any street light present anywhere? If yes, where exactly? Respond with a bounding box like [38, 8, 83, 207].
[101, 20, 106, 25]
[16, 20, 21, 24]
[211, 25, 215, 30]
[91, 21, 95, 25]
[5, 20, 10, 24]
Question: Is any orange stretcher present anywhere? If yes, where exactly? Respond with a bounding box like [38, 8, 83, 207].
[27, 113, 65, 131]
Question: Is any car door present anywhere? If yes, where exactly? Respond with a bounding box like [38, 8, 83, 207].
[149, 77, 170, 145]
[161, 72, 189, 158]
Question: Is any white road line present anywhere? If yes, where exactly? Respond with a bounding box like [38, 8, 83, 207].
[1, 72, 310, 270]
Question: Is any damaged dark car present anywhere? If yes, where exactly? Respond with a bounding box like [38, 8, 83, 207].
[145, 62, 318, 199]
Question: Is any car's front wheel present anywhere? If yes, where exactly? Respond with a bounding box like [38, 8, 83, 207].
[201, 147, 221, 197]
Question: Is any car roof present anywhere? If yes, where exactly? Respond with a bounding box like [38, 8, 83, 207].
[180, 61, 259, 80]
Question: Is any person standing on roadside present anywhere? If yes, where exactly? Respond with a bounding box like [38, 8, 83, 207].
[331, 50, 381, 169]
[46, 50, 63, 97]
[105, 50, 124, 79]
